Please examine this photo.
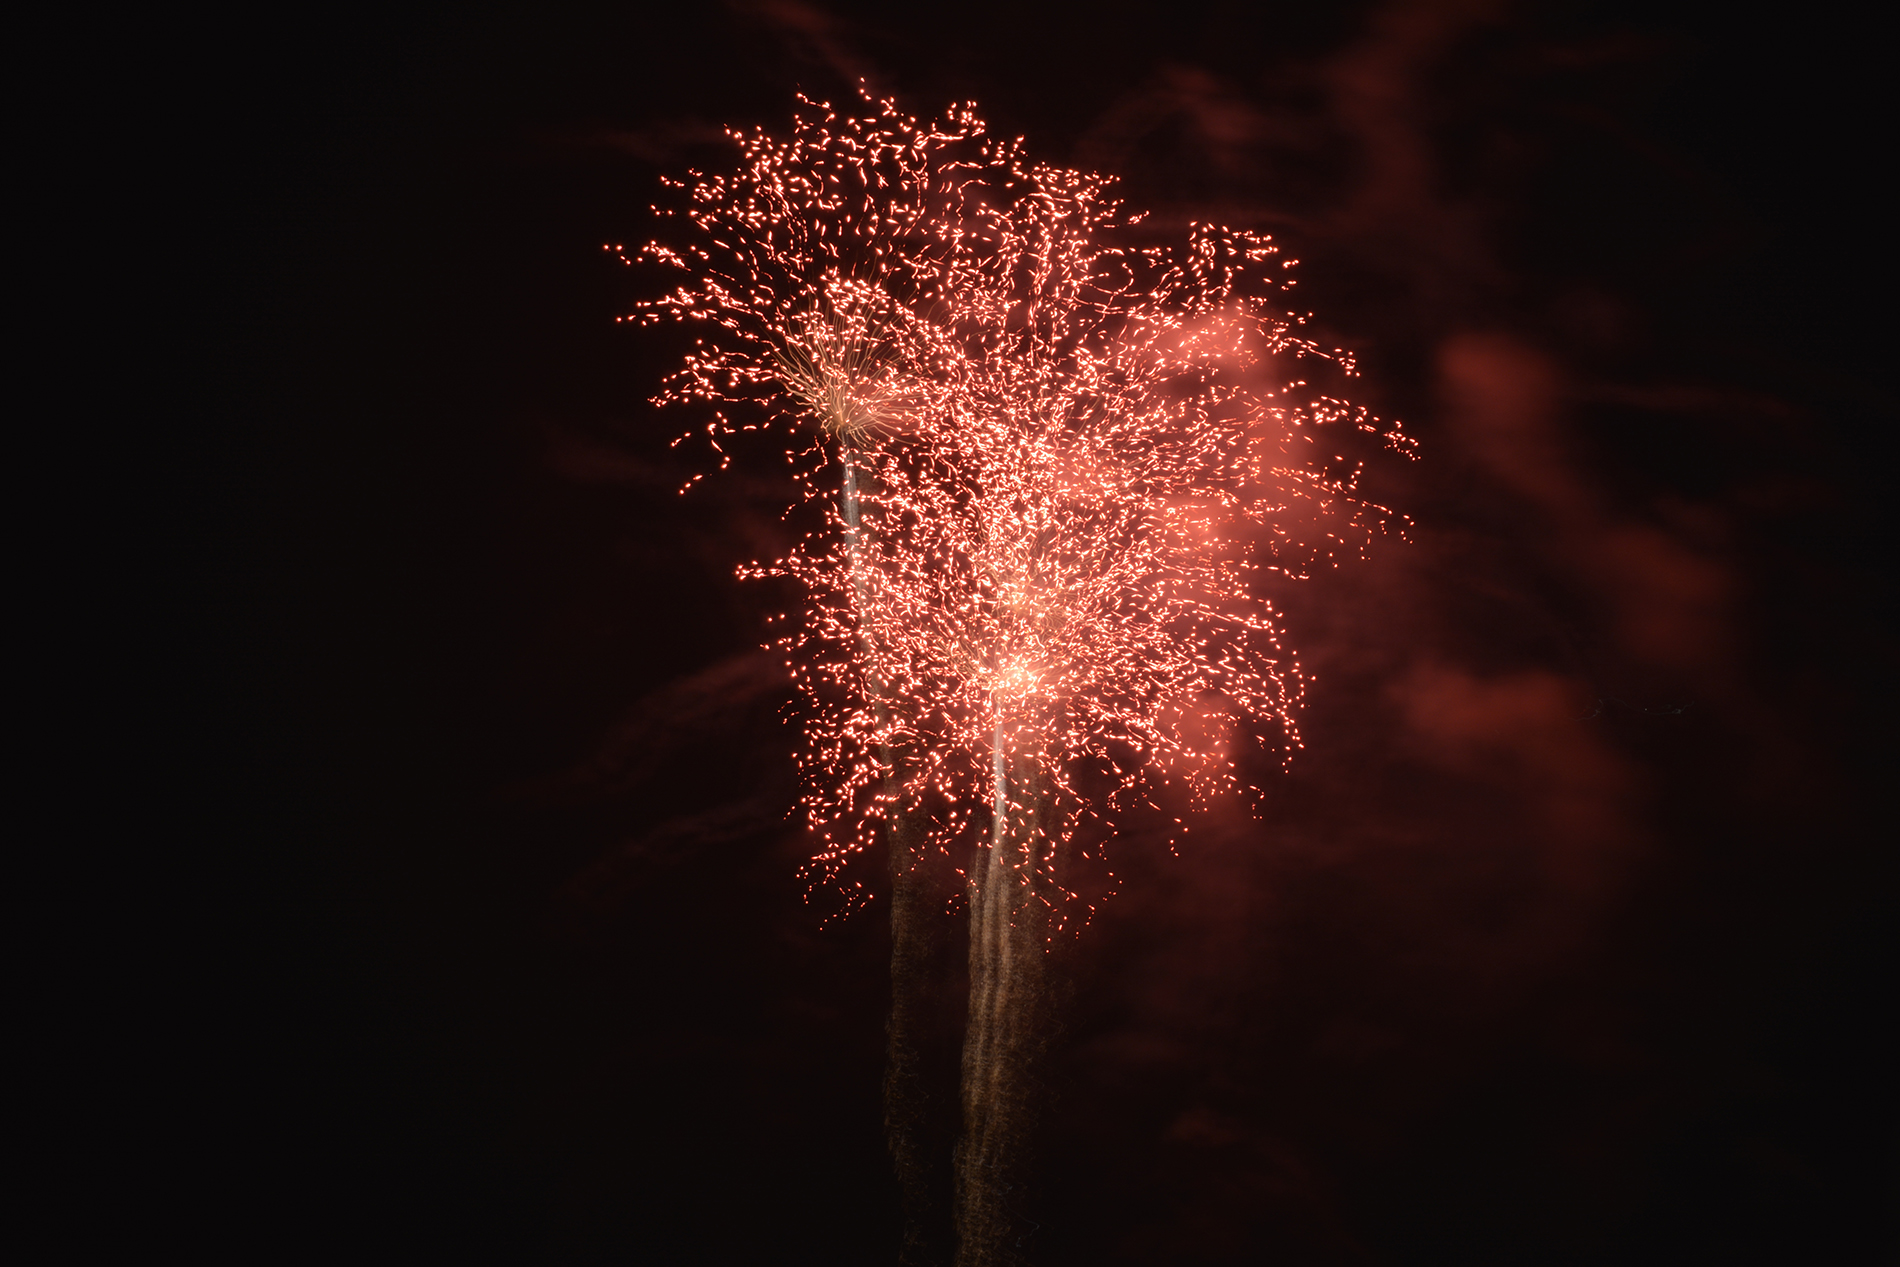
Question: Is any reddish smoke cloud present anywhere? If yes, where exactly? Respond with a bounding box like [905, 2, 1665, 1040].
[1440, 332, 1736, 685]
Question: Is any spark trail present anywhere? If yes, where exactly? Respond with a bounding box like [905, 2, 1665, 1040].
[624, 89, 1409, 1265]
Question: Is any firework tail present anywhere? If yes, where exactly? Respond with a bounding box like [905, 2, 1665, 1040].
[954, 721, 1050, 1267]
[863, 467, 1056, 1266]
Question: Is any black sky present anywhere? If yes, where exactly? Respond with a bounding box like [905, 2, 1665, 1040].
[212, 2, 1892, 1262]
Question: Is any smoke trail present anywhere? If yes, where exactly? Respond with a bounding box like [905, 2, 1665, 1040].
[954, 729, 1049, 1266]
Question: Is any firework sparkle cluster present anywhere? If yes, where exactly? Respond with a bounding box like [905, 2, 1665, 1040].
[619, 90, 1411, 924]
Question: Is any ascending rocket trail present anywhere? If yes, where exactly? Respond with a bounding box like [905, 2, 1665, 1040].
[623, 88, 1411, 1265]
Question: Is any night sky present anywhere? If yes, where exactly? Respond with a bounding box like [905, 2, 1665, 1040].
[216, 2, 1892, 1262]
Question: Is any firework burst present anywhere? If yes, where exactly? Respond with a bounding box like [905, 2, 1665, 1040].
[621, 89, 1408, 923]
[622, 87, 1409, 1263]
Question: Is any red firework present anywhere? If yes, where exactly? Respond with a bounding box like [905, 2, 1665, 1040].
[618, 90, 1410, 927]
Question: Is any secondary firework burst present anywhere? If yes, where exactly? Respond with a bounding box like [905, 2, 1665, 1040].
[620, 90, 1408, 924]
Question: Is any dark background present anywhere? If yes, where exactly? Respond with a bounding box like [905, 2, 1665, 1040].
[206, 1, 1892, 1262]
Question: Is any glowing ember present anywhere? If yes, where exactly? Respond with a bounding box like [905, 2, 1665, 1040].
[619, 90, 1410, 926]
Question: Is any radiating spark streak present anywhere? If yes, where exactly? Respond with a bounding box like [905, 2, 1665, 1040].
[626, 88, 1411, 929]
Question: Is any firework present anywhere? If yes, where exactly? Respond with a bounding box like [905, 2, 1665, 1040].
[624, 92, 1405, 910]
[623, 88, 1408, 1264]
